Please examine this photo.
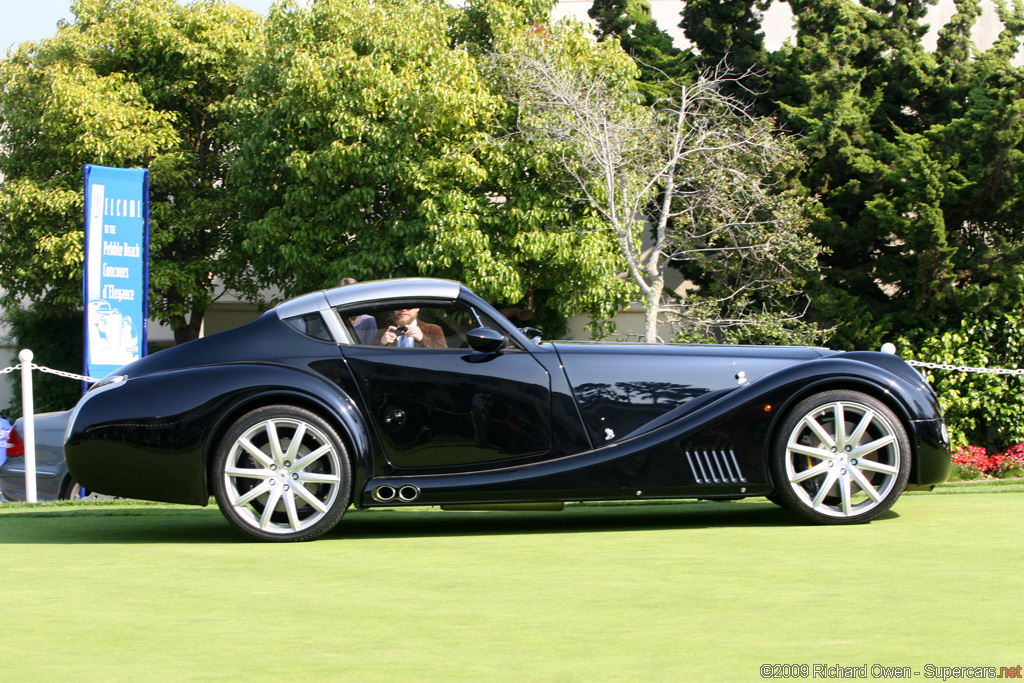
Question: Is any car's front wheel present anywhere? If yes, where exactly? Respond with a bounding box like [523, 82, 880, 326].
[769, 390, 911, 524]
[212, 405, 351, 542]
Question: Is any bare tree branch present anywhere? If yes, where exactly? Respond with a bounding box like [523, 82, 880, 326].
[493, 30, 822, 342]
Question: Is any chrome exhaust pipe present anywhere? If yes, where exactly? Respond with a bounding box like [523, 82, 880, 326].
[397, 485, 420, 502]
[372, 485, 397, 502]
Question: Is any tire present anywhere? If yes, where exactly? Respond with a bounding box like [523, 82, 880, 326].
[769, 390, 911, 525]
[60, 477, 83, 500]
[212, 405, 352, 542]
[60, 477, 111, 500]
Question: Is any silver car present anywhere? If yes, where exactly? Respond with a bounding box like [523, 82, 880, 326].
[0, 410, 80, 501]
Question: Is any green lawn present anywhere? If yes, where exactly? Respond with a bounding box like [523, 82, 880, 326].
[1, 483, 1022, 681]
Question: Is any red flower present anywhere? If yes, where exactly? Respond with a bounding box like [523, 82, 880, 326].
[951, 443, 1024, 478]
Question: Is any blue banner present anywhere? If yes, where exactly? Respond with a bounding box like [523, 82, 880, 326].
[83, 164, 149, 380]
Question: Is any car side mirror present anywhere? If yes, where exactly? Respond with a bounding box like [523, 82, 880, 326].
[519, 326, 543, 343]
[467, 328, 506, 353]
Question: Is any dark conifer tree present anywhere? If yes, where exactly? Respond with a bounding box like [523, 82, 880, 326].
[589, 0, 695, 102]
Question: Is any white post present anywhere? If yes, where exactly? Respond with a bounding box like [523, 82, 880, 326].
[19, 349, 37, 503]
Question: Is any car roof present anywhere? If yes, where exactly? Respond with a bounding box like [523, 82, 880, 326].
[324, 278, 461, 308]
[274, 278, 463, 323]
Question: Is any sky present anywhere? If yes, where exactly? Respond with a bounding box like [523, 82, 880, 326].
[0, 0, 277, 53]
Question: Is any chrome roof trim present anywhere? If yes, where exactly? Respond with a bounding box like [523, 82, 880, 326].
[275, 290, 330, 320]
[273, 279, 462, 344]
[274, 291, 350, 343]
[323, 278, 461, 308]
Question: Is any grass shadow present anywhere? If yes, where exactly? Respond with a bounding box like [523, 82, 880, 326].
[333, 500, 901, 540]
[0, 499, 901, 544]
[332, 501, 804, 540]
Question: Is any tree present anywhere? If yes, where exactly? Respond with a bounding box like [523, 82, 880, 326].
[0, 0, 264, 343]
[927, 3, 1024, 326]
[751, 0, 1024, 351]
[496, 26, 822, 343]
[679, 0, 773, 105]
[1, 306, 84, 416]
[588, 0, 694, 103]
[228, 0, 632, 336]
[753, 0, 957, 349]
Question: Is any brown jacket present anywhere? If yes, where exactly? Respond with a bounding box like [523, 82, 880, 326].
[375, 321, 447, 348]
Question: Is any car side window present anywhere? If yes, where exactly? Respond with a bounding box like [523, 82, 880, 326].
[336, 301, 517, 350]
[284, 313, 334, 342]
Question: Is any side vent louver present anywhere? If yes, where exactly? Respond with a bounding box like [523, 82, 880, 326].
[685, 449, 746, 484]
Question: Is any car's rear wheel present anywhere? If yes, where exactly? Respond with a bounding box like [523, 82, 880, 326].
[60, 477, 112, 500]
[212, 405, 351, 542]
[60, 477, 83, 500]
[769, 390, 911, 525]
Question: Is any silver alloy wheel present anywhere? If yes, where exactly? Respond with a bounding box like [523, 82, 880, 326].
[782, 399, 903, 519]
[222, 415, 344, 536]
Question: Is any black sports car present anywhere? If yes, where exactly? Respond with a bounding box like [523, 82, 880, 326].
[65, 278, 951, 541]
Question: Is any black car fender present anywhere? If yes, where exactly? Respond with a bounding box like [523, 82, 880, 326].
[742, 354, 948, 486]
[596, 353, 936, 455]
[756, 361, 925, 426]
[66, 361, 373, 505]
[198, 362, 375, 490]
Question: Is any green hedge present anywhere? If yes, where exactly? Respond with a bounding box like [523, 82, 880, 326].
[899, 315, 1024, 452]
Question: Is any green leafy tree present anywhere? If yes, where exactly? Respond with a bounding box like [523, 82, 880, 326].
[0, 0, 264, 343]
[2, 306, 84, 416]
[674, 0, 1024, 450]
[928, 9, 1024, 328]
[679, 0, 773, 103]
[685, 0, 1024, 353]
[229, 0, 631, 336]
[758, 0, 958, 349]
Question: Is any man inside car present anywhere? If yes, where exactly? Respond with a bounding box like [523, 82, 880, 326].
[376, 307, 447, 348]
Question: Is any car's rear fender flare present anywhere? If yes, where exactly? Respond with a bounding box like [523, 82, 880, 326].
[66, 362, 373, 506]
[203, 393, 369, 498]
[198, 365, 374, 496]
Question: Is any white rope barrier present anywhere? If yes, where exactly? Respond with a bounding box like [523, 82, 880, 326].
[1, 363, 97, 383]
[880, 343, 1022, 375]
[906, 360, 1024, 376]
[2, 353, 97, 504]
